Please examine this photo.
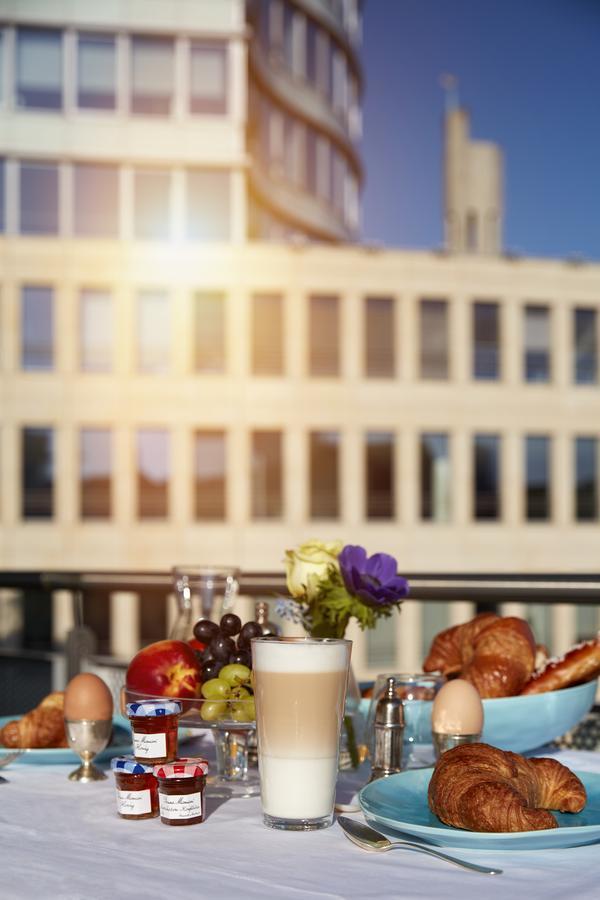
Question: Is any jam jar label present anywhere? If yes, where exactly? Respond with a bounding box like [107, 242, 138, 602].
[132, 731, 167, 759]
[159, 791, 203, 820]
[117, 789, 152, 816]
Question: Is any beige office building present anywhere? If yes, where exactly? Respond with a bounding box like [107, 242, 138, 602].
[1, 1, 599, 680]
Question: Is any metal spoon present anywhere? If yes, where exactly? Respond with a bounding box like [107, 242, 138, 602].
[338, 816, 502, 875]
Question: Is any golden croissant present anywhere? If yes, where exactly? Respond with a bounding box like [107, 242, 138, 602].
[428, 743, 586, 832]
[0, 692, 68, 749]
[423, 613, 536, 697]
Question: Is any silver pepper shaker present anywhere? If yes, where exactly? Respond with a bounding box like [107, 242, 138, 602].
[369, 677, 405, 782]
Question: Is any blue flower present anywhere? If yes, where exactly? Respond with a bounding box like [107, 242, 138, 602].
[338, 545, 409, 607]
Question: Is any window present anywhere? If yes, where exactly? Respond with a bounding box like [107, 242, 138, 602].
[0, 30, 3, 103]
[473, 301, 500, 380]
[308, 295, 339, 376]
[77, 33, 116, 110]
[17, 28, 62, 110]
[19, 162, 59, 235]
[22, 427, 54, 519]
[575, 437, 597, 522]
[525, 436, 551, 521]
[193, 292, 225, 372]
[80, 429, 111, 519]
[309, 431, 339, 518]
[252, 294, 283, 375]
[194, 430, 226, 520]
[421, 433, 451, 522]
[190, 42, 227, 114]
[80, 289, 112, 372]
[473, 434, 501, 520]
[131, 36, 174, 115]
[134, 169, 171, 239]
[365, 296, 394, 377]
[137, 429, 169, 519]
[137, 291, 169, 373]
[315, 28, 330, 99]
[524, 305, 551, 382]
[316, 136, 331, 201]
[466, 211, 478, 251]
[290, 10, 307, 80]
[0, 159, 5, 233]
[22, 286, 53, 371]
[251, 431, 283, 518]
[420, 299, 448, 379]
[574, 308, 597, 384]
[74, 164, 118, 237]
[366, 432, 394, 519]
[186, 170, 231, 241]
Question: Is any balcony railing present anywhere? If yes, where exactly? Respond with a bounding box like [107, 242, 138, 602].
[1, 570, 599, 714]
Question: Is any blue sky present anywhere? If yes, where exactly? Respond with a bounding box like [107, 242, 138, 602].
[361, 0, 600, 259]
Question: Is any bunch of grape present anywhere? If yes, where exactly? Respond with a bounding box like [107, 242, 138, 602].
[192, 613, 263, 681]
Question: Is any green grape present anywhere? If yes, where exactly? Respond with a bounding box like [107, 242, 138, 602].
[230, 698, 256, 723]
[219, 663, 252, 688]
[200, 700, 227, 721]
[230, 685, 251, 701]
[201, 678, 231, 700]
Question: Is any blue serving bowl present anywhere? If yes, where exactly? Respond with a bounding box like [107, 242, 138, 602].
[481, 678, 598, 753]
[359, 678, 597, 754]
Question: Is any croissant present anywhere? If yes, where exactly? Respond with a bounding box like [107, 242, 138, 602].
[423, 614, 536, 697]
[521, 636, 600, 695]
[0, 692, 68, 749]
[428, 742, 586, 832]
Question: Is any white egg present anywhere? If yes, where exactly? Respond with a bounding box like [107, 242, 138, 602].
[431, 679, 483, 735]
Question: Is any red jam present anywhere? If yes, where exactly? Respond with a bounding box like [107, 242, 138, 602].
[154, 759, 208, 827]
[114, 770, 159, 820]
[129, 713, 179, 764]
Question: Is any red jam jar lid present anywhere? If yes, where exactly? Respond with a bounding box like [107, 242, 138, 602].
[153, 757, 209, 778]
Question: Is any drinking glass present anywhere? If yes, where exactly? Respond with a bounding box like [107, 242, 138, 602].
[365, 673, 445, 768]
[252, 636, 352, 831]
[170, 566, 239, 641]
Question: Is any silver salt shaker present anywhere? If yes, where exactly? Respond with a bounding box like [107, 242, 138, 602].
[369, 677, 405, 781]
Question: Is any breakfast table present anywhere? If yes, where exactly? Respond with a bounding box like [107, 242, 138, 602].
[1, 740, 599, 900]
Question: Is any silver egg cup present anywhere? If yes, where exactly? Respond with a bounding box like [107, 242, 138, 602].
[65, 719, 112, 782]
[432, 731, 482, 760]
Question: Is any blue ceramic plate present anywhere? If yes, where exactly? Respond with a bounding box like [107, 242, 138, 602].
[359, 767, 600, 850]
[0, 715, 132, 765]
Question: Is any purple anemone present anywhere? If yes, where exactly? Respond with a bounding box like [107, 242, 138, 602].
[338, 545, 409, 607]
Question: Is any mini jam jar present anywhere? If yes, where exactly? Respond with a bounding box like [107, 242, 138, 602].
[126, 700, 182, 764]
[154, 758, 209, 826]
[111, 756, 159, 820]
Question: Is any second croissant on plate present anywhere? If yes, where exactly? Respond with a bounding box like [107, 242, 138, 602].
[428, 742, 586, 833]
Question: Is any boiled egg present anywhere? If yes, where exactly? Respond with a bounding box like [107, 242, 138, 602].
[64, 673, 113, 721]
[431, 678, 483, 735]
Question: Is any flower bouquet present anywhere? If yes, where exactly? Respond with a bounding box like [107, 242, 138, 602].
[281, 540, 409, 640]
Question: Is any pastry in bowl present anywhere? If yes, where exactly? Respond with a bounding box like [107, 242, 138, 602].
[428, 742, 586, 832]
[0, 692, 68, 749]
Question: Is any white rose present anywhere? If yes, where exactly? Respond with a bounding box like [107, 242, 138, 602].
[284, 540, 343, 601]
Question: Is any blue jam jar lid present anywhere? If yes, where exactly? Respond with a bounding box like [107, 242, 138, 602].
[111, 755, 155, 775]
[126, 700, 182, 717]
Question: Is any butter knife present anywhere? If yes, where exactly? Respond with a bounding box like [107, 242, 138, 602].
[337, 816, 502, 875]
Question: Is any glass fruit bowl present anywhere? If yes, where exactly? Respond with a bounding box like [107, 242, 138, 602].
[123, 688, 259, 798]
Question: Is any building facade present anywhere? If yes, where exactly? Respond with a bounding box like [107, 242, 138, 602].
[1, 1, 599, 681]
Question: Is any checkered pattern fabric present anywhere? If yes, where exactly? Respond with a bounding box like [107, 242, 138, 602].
[126, 700, 182, 717]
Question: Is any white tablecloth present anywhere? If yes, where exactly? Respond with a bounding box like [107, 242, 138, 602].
[1, 743, 599, 900]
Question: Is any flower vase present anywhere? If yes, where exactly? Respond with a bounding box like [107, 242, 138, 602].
[308, 619, 361, 770]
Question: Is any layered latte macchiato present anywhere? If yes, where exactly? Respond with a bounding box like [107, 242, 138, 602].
[252, 637, 351, 830]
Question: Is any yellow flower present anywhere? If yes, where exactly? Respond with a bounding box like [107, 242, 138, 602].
[284, 540, 343, 601]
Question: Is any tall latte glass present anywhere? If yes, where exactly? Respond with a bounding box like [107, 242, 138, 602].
[252, 636, 352, 830]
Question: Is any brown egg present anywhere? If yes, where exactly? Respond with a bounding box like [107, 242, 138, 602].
[64, 673, 113, 721]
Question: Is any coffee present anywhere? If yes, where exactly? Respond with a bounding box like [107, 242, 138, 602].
[252, 638, 351, 828]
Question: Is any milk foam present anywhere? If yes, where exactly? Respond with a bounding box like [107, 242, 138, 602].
[252, 639, 350, 673]
[259, 756, 338, 819]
